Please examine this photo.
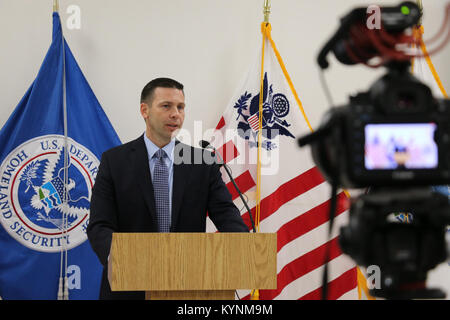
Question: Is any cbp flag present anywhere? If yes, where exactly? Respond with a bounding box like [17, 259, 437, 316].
[0, 12, 121, 299]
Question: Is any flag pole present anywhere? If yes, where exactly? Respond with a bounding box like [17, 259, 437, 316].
[252, 0, 271, 302]
[53, 0, 66, 301]
[53, 0, 70, 300]
[416, 0, 423, 26]
[60, 2, 70, 300]
[256, 0, 270, 236]
[257, 0, 271, 227]
[263, 0, 271, 23]
[53, 0, 59, 13]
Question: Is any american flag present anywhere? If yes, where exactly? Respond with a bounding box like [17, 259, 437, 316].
[247, 113, 260, 133]
[207, 25, 359, 300]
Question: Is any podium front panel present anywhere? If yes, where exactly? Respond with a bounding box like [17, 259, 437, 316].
[108, 233, 277, 292]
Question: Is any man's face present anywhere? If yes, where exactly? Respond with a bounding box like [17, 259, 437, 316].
[140, 87, 185, 148]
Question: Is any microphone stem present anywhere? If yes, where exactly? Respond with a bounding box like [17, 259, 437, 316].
[214, 150, 257, 233]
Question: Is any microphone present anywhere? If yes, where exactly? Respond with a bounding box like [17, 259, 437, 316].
[199, 140, 256, 233]
[199, 140, 211, 149]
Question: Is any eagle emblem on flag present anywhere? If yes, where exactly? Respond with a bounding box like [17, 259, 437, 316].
[20, 146, 90, 230]
[234, 72, 295, 150]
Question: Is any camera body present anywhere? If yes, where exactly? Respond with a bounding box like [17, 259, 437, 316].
[339, 188, 450, 299]
[308, 66, 450, 189]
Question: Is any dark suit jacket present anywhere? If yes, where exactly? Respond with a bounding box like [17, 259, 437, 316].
[87, 135, 249, 299]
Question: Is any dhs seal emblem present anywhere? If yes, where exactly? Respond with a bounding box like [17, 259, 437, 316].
[0, 135, 99, 252]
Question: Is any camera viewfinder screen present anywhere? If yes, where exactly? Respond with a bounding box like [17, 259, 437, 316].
[365, 123, 438, 170]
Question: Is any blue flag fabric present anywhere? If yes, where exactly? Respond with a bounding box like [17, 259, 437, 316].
[0, 12, 121, 299]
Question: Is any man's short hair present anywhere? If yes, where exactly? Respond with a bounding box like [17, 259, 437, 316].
[140, 78, 184, 104]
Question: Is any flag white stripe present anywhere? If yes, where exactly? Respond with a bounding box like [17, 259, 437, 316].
[208, 179, 333, 234]
[259, 181, 332, 232]
[274, 254, 357, 300]
[337, 287, 359, 300]
[275, 211, 350, 273]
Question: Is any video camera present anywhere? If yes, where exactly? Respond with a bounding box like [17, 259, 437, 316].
[298, 1, 450, 299]
[300, 66, 450, 188]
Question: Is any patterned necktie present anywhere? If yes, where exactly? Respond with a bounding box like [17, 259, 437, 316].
[153, 149, 170, 232]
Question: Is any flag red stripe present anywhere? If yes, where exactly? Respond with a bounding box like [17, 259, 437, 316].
[299, 267, 358, 300]
[217, 140, 240, 164]
[260, 167, 325, 221]
[240, 167, 325, 229]
[216, 117, 225, 130]
[226, 170, 256, 200]
[240, 192, 351, 299]
[243, 267, 357, 301]
[276, 192, 348, 251]
[257, 237, 343, 300]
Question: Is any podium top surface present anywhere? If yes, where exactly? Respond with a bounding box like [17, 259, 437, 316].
[108, 232, 277, 291]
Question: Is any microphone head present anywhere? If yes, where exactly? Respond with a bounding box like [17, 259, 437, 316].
[199, 140, 211, 149]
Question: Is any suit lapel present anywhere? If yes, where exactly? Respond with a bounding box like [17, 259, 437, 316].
[171, 142, 192, 230]
[132, 135, 157, 222]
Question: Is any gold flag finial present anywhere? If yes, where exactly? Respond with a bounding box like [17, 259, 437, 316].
[416, 0, 423, 26]
[263, 0, 271, 23]
[53, 0, 59, 12]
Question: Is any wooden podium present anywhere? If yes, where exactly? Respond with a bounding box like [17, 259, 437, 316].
[108, 233, 277, 300]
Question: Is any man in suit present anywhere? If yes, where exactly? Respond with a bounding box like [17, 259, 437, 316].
[87, 78, 249, 300]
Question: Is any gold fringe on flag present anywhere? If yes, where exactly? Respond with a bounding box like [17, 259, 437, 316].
[357, 267, 376, 300]
[412, 26, 448, 98]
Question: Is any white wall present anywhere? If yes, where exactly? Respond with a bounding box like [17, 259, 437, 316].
[0, 0, 448, 144]
[1, 0, 449, 299]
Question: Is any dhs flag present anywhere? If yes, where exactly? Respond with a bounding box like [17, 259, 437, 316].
[0, 12, 121, 299]
[208, 23, 358, 299]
